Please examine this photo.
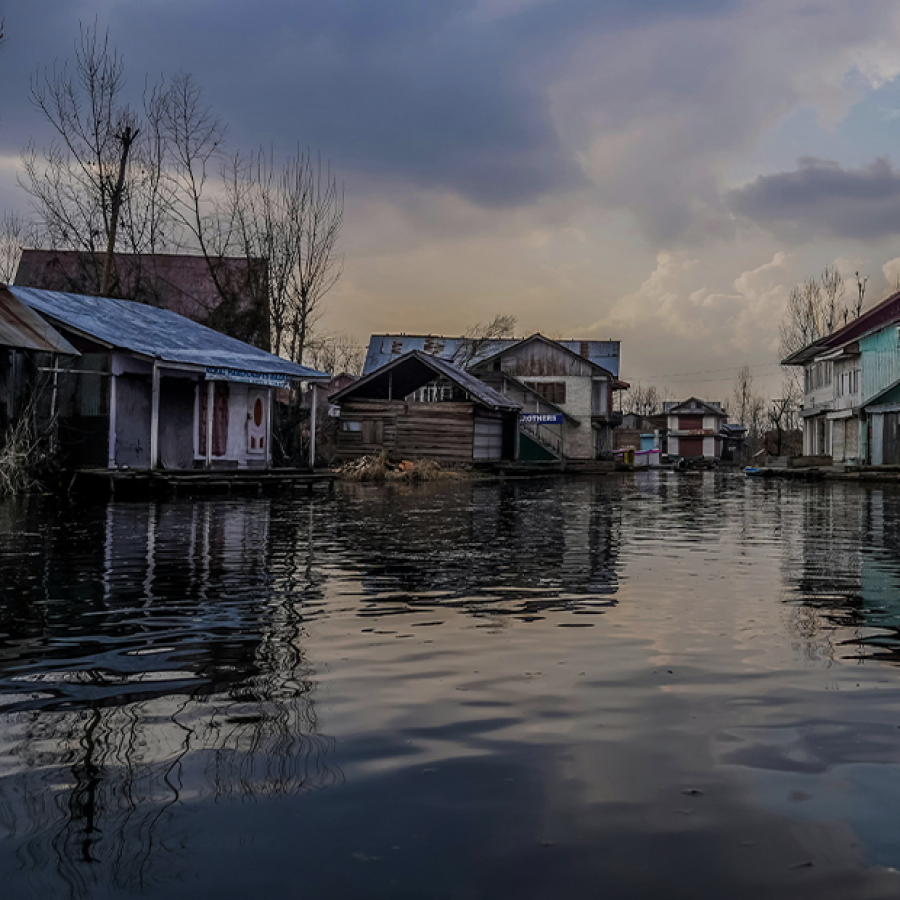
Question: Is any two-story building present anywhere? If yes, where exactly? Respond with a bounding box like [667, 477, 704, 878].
[470, 334, 624, 459]
[783, 290, 900, 464]
[360, 332, 627, 461]
[663, 398, 728, 459]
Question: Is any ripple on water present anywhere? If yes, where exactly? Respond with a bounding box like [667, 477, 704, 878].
[0, 477, 900, 898]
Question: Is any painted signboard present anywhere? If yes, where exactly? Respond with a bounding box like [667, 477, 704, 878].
[521, 413, 564, 425]
[205, 367, 289, 388]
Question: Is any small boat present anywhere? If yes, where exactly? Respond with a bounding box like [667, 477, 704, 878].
[744, 466, 762, 476]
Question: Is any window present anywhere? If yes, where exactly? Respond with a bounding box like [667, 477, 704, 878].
[341, 420, 362, 432]
[523, 381, 566, 405]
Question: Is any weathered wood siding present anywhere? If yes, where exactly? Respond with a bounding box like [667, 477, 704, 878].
[396, 403, 475, 461]
[334, 399, 477, 461]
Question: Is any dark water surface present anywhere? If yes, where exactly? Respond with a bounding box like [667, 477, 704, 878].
[2, 473, 900, 898]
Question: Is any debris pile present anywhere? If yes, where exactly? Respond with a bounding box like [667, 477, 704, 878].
[337, 453, 461, 482]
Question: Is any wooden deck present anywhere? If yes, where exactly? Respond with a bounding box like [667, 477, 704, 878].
[69, 467, 338, 499]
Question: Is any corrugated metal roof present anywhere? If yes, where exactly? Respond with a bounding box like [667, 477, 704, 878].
[9, 286, 327, 380]
[0, 286, 79, 355]
[331, 350, 520, 411]
[363, 334, 620, 376]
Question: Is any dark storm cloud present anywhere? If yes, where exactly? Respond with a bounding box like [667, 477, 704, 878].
[0, 0, 734, 209]
[729, 157, 900, 241]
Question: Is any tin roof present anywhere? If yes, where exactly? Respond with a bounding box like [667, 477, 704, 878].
[331, 350, 520, 411]
[9, 285, 327, 380]
[363, 334, 620, 376]
[0, 286, 79, 355]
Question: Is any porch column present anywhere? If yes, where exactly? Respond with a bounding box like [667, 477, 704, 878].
[309, 383, 318, 470]
[266, 386, 273, 468]
[206, 379, 214, 468]
[107, 373, 117, 468]
[150, 361, 160, 469]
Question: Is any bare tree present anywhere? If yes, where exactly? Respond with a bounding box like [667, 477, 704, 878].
[855, 271, 869, 318]
[0, 212, 37, 283]
[20, 23, 174, 296]
[303, 333, 364, 376]
[451, 314, 517, 368]
[820, 265, 845, 334]
[769, 379, 801, 456]
[19, 25, 343, 358]
[622, 382, 660, 416]
[730, 365, 768, 454]
[780, 268, 853, 358]
[225, 147, 344, 362]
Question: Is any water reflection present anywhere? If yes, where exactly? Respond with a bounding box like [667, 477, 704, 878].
[0, 499, 337, 898]
[778, 481, 900, 665]
[328, 479, 621, 621]
[2, 476, 900, 897]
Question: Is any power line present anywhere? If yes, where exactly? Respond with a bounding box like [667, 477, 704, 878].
[636, 361, 782, 380]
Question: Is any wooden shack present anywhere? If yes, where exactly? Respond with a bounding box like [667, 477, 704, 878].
[2, 285, 328, 470]
[330, 350, 520, 462]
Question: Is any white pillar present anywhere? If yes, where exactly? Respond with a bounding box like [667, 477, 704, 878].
[150, 361, 160, 469]
[108, 372, 117, 468]
[206, 379, 214, 468]
[309, 383, 318, 470]
[266, 386, 273, 468]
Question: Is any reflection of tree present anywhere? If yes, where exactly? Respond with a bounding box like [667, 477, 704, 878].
[0, 498, 340, 900]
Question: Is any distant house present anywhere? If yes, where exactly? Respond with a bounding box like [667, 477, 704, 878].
[363, 333, 622, 378]
[1, 285, 327, 470]
[14, 249, 270, 350]
[362, 332, 627, 461]
[470, 334, 626, 460]
[782, 291, 900, 464]
[330, 350, 520, 463]
[664, 398, 728, 459]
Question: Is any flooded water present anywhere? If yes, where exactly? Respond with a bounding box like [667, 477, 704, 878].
[2, 473, 900, 898]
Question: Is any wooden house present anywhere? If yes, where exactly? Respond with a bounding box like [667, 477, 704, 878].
[470, 334, 627, 460]
[2, 285, 328, 470]
[664, 398, 728, 459]
[330, 350, 520, 462]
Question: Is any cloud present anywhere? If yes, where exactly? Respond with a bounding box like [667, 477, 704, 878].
[729, 157, 900, 241]
[884, 256, 900, 289]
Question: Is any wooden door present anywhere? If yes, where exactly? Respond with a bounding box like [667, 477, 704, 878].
[199, 382, 230, 457]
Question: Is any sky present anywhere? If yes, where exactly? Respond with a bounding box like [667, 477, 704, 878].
[3, 0, 900, 400]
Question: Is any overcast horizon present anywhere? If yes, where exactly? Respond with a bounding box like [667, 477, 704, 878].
[4, 1, 900, 401]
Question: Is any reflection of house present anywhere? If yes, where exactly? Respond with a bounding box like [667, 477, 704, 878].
[2, 284, 327, 470]
[664, 398, 728, 459]
[15, 249, 271, 349]
[331, 350, 520, 462]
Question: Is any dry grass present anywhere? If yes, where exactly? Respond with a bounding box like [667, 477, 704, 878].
[0, 385, 56, 497]
[337, 452, 463, 483]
